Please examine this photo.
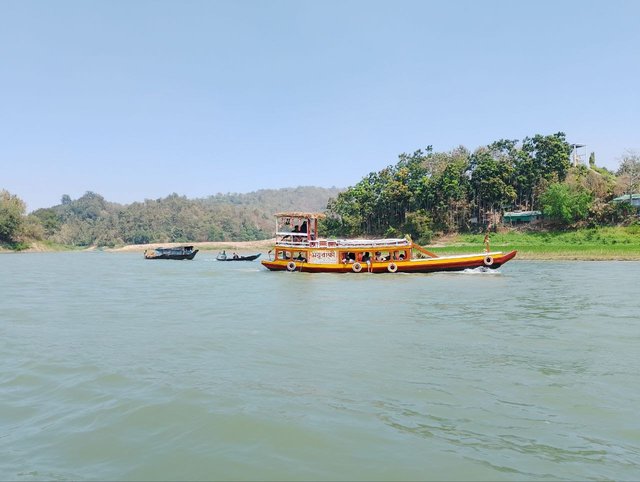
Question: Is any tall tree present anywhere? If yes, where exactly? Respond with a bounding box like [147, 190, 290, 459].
[469, 145, 516, 223]
[517, 132, 572, 209]
[0, 190, 26, 244]
[616, 150, 640, 197]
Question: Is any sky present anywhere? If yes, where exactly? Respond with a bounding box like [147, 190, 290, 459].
[1, 0, 639, 212]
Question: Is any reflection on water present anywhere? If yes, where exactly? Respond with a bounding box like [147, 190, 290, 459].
[1, 253, 639, 480]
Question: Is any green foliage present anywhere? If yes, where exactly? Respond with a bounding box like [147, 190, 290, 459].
[539, 183, 593, 225]
[31, 208, 61, 236]
[402, 210, 433, 244]
[0, 189, 26, 244]
[28, 187, 342, 247]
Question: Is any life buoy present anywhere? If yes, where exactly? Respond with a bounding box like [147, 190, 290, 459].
[352, 262, 362, 273]
[483, 255, 494, 266]
[286, 261, 297, 271]
[387, 262, 398, 273]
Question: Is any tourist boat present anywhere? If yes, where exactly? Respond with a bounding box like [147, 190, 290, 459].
[216, 252, 261, 261]
[261, 212, 517, 273]
[144, 245, 198, 260]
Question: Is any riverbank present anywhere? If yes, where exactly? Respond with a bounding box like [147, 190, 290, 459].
[3, 226, 639, 260]
[105, 239, 275, 254]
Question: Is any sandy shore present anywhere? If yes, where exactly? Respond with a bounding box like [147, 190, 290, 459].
[106, 239, 276, 253]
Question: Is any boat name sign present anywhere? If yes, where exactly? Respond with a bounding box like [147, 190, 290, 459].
[309, 250, 338, 264]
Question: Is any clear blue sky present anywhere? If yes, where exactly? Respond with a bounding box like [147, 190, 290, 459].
[1, 0, 638, 211]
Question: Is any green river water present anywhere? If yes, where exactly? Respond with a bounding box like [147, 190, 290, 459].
[1, 252, 639, 480]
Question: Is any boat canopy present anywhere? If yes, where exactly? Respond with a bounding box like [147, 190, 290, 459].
[274, 212, 326, 219]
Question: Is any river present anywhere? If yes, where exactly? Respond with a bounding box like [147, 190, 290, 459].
[1, 252, 639, 480]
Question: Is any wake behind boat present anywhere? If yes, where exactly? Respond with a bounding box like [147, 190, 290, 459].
[144, 245, 198, 260]
[216, 251, 261, 261]
[261, 212, 517, 273]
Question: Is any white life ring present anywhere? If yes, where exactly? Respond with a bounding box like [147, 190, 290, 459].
[483, 255, 494, 266]
[286, 261, 297, 271]
[352, 262, 362, 273]
[387, 262, 398, 273]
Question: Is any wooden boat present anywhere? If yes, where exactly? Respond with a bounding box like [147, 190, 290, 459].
[144, 245, 198, 260]
[261, 212, 517, 273]
[216, 252, 261, 261]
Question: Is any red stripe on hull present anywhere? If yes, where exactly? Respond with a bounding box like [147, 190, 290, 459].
[262, 250, 517, 273]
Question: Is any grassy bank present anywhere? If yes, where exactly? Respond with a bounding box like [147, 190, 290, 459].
[4, 226, 639, 260]
[0, 240, 79, 253]
[427, 226, 640, 260]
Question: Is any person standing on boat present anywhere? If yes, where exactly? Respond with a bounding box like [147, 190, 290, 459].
[362, 252, 372, 272]
[484, 233, 490, 252]
[291, 225, 300, 242]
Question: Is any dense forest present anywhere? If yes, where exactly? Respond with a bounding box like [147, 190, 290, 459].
[2, 132, 639, 250]
[0, 186, 342, 249]
[323, 133, 639, 243]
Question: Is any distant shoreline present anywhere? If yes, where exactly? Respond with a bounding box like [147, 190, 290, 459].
[104, 239, 276, 253]
[4, 238, 640, 260]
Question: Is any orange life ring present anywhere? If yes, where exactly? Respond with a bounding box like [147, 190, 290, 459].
[387, 262, 398, 273]
[352, 262, 362, 273]
[483, 255, 494, 266]
[286, 261, 297, 271]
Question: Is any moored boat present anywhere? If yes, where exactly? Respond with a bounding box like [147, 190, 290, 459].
[144, 245, 199, 260]
[261, 212, 517, 273]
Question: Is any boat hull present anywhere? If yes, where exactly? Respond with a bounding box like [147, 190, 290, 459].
[261, 250, 517, 273]
[216, 254, 261, 261]
[144, 248, 199, 260]
[145, 252, 198, 260]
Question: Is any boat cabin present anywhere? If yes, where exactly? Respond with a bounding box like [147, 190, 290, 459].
[271, 212, 411, 265]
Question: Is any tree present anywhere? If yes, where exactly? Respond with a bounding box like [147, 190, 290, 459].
[469, 147, 516, 222]
[616, 150, 640, 197]
[518, 133, 572, 209]
[0, 190, 26, 244]
[540, 183, 592, 225]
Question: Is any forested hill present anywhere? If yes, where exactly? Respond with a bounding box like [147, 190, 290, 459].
[27, 186, 343, 247]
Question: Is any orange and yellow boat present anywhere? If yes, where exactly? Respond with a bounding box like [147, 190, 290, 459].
[261, 212, 517, 274]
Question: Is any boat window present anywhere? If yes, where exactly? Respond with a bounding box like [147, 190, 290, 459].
[374, 251, 389, 261]
[341, 252, 356, 263]
[277, 250, 293, 260]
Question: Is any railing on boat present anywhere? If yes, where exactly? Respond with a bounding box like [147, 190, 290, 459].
[275, 234, 411, 249]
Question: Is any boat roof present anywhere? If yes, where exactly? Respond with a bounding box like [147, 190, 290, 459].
[274, 212, 326, 219]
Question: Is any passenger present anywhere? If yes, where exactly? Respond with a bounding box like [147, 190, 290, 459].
[375, 251, 383, 261]
[233, 252, 239, 259]
[291, 225, 301, 242]
[484, 233, 490, 252]
[398, 252, 405, 261]
[362, 252, 372, 272]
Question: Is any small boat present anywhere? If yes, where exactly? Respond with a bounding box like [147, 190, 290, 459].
[261, 212, 517, 274]
[216, 252, 261, 261]
[144, 245, 198, 260]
